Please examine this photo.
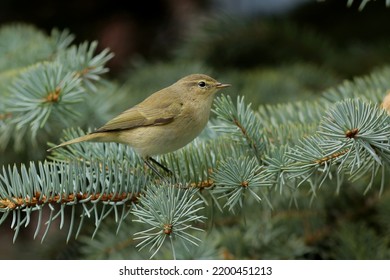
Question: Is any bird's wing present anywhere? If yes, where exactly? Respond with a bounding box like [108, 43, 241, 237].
[93, 96, 182, 133]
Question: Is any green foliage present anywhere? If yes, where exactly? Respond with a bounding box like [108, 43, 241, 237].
[221, 64, 340, 105]
[0, 23, 114, 153]
[328, 222, 390, 259]
[0, 24, 73, 72]
[8, 63, 83, 137]
[1, 18, 390, 260]
[133, 184, 205, 259]
[211, 157, 267, 211]
[0, 158, 142, 243]
[176, 17, 335, 70]
[322, 67, 390, 104]
[213, 95, 265, 161]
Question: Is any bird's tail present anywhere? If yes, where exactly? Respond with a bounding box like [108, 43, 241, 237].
[47, 133, 104, 152]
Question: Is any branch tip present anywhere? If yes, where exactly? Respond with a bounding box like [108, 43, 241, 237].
[345, 128, 359, 138]
[163, 224, 173, 235]
[45, 86, 62, 103]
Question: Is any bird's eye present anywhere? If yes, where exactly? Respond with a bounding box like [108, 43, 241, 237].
[198, 81, 206, 88]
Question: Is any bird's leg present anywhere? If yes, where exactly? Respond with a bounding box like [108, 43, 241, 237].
[148, 157, 173, 175]
[144, 156, 176, 183]
[144, 157, 165, 181]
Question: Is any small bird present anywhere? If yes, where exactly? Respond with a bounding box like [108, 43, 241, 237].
[48, 74, 231, 177]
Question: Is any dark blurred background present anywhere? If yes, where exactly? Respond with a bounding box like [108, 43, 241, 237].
[1, 0, 389, 77]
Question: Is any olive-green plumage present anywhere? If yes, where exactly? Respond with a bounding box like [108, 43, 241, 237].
[49, 74, 230, 160]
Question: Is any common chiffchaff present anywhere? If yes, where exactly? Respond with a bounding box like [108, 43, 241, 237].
[48, 74, 231, 176]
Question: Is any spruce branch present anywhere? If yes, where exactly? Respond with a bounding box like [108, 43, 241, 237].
[322, 66, 390, 104]
[56, 41, 114, 92]
[6, 62, 84, 138]
[263, 121, 318, 147]
[161, 134, 238, 186]
[258, 100, 325, 128]
[213, 95, 264, 162]
[263, 145, 295, 194]
[286, 136, 336, 194]
[211, 156, 270, 211]
[162, 139, 215, 185]
[319, 99, 390, 158]
[286, 98, 390, 193]
[132, 184, 206, 259]
[48, 128, 142, 166]
[49, 28, 75, 53]
[318, 99, 390, 174]
[0, 25, 114, 151]
[0, 24, 56, 72]
[0, 158, 143, 242]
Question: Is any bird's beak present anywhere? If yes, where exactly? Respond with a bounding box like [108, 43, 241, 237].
[216, 83, 231, 89]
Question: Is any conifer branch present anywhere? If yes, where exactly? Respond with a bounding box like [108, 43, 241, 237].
[0, 159, 143, 242]
[2, 22, 390, 259]
[132, 184, 206, 259]
[211, 157, 270, 211]
[0, 191, 139, 210]
[213, 95, 264, 162]
[0, 25, 113, 151]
